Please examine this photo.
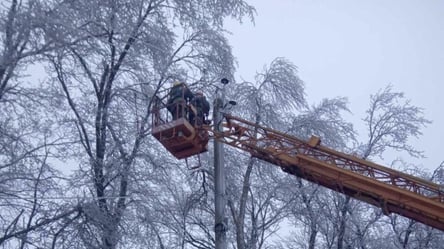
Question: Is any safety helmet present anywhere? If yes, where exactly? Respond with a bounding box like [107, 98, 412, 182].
[173, 81, 181, 86]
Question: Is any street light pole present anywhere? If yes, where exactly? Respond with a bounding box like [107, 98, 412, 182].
[213, 78, 228, 249]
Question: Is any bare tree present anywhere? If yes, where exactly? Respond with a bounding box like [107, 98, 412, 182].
[276, 83, 356, 249]
[0, 1, 91, 246]
[42, 0, 254, 248]
[331, 85, 431, 249]
[224, 57, 307, 249]
[280, 85, 433, 249]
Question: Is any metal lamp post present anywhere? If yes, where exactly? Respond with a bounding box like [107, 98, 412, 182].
[213, 78, 229, 249]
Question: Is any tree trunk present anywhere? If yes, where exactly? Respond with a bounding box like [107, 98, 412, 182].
[337, 196, 350, 249]
[308, 225, 317, 249]
[235, 159, 254, 249]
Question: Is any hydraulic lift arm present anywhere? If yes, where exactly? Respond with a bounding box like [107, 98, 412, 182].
[208, 113, 444, 231]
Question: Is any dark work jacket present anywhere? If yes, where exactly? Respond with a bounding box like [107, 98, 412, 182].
[167, 84, 194, 105]
[192, 95, 210, 116]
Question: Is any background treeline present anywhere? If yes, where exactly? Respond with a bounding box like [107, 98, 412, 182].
[0, 1, 442, 248]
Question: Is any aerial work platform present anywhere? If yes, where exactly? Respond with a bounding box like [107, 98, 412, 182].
[151, 88, 209, 159]
[152, 117, 208, 159]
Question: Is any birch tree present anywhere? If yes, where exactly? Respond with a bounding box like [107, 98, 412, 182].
[224, 57, 306, 249]
[285, 97, 356, 249]
[43, 0, 254, 248]
[0, 1, 86, 247]
[280, 85, 433, 249]
[331, 85, 431, 249]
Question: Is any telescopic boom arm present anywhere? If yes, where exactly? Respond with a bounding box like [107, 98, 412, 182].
[206, 113, 444, 231]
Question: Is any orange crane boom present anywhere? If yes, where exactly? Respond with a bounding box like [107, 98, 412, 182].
[207, 114, 444, 231]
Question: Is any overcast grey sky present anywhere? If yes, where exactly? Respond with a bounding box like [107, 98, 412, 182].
[226, 0, 444, 171]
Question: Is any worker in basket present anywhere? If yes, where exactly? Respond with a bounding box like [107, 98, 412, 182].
[167, 81, 194, 120]
[190, 90, 210, 126]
